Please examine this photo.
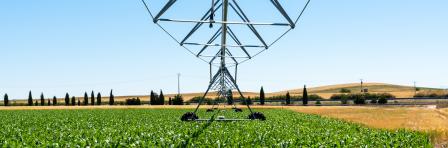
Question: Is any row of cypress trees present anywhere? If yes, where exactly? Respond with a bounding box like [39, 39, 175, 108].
[3, 89, 184, 106]
[3, 86, 309, 106]
[258, 85, 309, 105]
[150, 90, 165, 105]
[13, 90, 114, 106]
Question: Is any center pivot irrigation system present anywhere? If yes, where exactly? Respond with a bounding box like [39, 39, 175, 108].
[142, 0, 310, 121]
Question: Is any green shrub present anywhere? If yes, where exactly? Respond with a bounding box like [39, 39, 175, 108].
[172, 95, 184, 105]
[330, 94, 345, 100]
[414, 92, 444, 98]
[315, 100, 321, 106]
[189, 96, 214, 105]
[339, 88, 351, 93]
[341, 97, 349, 105]
[331, 94, 349, 104]
[267, 95, 301, 101]
[308, 94, 323, 100]
[125, 98, 141, 105]
[240, 97, 253, 105]
[332, 93, 394, 105]
[353, 95, 366, 105]
[378, 97, 388, 104]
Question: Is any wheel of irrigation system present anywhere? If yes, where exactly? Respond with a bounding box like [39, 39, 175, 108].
[234, 108, 243, 112]
[181, 112, 199, 121]
[248, 112, 266, 121]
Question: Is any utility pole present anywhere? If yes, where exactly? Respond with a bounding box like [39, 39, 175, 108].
[177, 73, 181, 96]
[414, 81, 417, 96]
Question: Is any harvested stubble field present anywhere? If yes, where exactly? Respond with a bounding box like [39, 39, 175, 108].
[0, 108, 431, 147]
[288, 106, 448, 146]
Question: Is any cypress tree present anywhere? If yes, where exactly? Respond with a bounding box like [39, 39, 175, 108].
[97, 92, 102, 105]
[168, 97, 172, 105]
[109, 89, 114, 105]
[172, 95, 183, 105]
[40, 93, 45, 106]
[53, 96, 57, 106]
[245, 96, 253, 105]
[77, 98, 81, 106]
[83, 92, 88, 105]
[303, 85, 308, 106]
[150, 91, 155, 105]
[260, 86, 265, 105]
[159, 90, 165, 105]
[286, 92, 291, 105]
[28, 91, 33, 106]
[47, 99, 51, 106]
[137, 97, 141, 105]
[227, 90, 233, 105]
[65, 93, 70, 106]
[4, 93, 9, 106]
[71, 96, 76, 106]
[90, 91, 95, 106]
[34, 100, 38, 106]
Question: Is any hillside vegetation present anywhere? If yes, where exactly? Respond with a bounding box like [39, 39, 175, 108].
[271, 83, 444, 99]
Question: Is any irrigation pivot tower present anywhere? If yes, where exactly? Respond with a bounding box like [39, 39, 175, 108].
[142, 0, 310, 121]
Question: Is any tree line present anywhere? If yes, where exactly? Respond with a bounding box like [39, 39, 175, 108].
[2, 89, 184, 106]
[2, 86, 397, 106]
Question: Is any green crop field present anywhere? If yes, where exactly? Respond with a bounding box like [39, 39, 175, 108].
[0, 109, 431, 147]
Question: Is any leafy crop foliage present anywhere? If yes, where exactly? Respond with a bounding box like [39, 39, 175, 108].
[0, 109, 430, 147]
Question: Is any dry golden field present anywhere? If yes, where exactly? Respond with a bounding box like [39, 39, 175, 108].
[288, 106, 448, 145]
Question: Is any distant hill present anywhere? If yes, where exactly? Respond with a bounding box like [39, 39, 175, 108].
[58, 83, 447, 101]
[270, 83, 443, 99]
[7, 83, 444, 104]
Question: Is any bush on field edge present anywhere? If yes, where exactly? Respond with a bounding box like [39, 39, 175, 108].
[331, 93, 395, 105]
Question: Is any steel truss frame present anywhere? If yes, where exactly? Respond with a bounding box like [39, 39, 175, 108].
[142, 0, 310, 121]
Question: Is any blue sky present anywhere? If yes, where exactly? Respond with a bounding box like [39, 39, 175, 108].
[1, 0, 447, 99]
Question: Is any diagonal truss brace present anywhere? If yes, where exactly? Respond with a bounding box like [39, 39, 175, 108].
[196, 28, 223, 57]
[270, 0, 296, 28]
[193, 66, 254, 114]
[153, 0, 177, 23]
[180, 0, 223, 45]
[230, 0, 268, 49]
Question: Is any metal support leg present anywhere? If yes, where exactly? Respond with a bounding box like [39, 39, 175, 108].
[194, 68, 221, 114]
[223, 68, 254, 114]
